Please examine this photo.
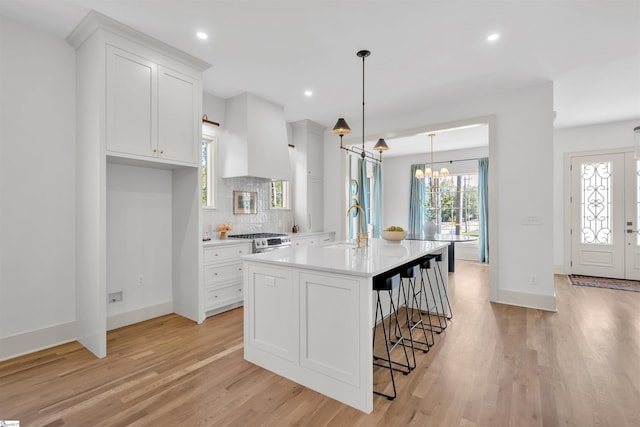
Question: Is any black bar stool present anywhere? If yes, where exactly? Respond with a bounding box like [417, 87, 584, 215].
[401, 263, 434, 353]
[394, 264, 432, 368]
[433, 252, 453, 320]
[372, 273, 411, 400]
[419, 254, 448, 333]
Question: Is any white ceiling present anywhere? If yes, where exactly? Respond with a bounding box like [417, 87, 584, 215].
[1, 1, 639, 154]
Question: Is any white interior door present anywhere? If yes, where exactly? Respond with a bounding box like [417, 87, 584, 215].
[571, 152, 640, 279]
[623, 153, 640, 280]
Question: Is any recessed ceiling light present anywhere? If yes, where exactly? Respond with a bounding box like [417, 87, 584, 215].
[487, 33, 500, 42]
[304, 90, 313, 97]
[196, 32, 208, 40]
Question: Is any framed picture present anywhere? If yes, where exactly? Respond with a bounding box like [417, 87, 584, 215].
[233, 191, 257, 215]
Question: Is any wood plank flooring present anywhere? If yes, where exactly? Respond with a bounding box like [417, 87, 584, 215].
[1, 260, 640, 426]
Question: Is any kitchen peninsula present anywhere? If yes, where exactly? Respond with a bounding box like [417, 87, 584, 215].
[242, 238, 449, 413]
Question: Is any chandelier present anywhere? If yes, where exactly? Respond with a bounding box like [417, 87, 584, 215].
[332, 50, 389, 163]
[415, 133, 449, 179]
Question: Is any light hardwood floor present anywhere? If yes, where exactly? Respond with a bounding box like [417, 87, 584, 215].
[1, 261, 639, 426]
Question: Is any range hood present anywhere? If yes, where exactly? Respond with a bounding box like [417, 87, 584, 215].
[220, 93, 291, 180]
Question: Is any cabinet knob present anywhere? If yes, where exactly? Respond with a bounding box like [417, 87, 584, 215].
[238, 288, 242, 292]
[153, 149, 157, 153]
[214, 295, 218, 298]
[214, 253, 219, 256]
[160, 150, 164, 154]
[214, 272, 218, 276]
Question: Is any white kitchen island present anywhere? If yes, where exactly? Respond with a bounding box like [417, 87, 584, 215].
[242, 238, 449, 413]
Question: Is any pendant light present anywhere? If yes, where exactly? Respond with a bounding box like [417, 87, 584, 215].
[416, 133, 449, 179]
[332, 50, 389, 163]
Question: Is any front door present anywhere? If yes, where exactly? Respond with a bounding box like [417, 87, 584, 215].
[570, 151, 640, 280]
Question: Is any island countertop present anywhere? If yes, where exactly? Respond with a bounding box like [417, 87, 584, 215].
[241, 238, 449, 277]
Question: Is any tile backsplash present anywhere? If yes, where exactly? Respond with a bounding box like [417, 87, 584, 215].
[202, 176, 294, 237]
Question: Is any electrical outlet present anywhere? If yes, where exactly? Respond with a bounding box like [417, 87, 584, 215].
[108, 291, 123, 303]
[138, 274, 144, 286]
[529, 275, 537, 285]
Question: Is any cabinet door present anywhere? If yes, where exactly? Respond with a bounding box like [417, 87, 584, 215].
[158, 66, 199, 164]
[307, 178, 323, 232]
[307, 129, 323, 179]
[106, 45, 157, 157]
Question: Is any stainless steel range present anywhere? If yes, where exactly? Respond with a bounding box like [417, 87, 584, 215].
[227, 232, 291, 253]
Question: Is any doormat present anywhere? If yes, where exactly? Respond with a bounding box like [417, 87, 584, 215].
[568, 275, 640, 293]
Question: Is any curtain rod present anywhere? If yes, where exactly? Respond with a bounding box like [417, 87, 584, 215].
[202, 114, 220, 127]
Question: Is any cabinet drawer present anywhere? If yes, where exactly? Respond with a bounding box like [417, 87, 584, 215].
[204, 262, 243, 286]
[204, 283, 243, 309]
[318, 234, 334, 244]
[292, 237, 316, 247]
[204, 244, 251, 263]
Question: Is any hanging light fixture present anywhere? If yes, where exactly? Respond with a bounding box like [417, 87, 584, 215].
[415, 133, 449, 179]
[332, 50, 389, 163]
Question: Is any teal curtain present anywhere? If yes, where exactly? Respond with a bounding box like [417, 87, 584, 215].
[358, 159, 370, 236]
[478, 157, 489, 263]
[372, 162, 382, 238]
[408, 164, 426, 238]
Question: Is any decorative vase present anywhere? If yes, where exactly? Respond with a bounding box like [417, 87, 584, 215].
[219, 231, 227, 240]
[424, 220, 436, 239]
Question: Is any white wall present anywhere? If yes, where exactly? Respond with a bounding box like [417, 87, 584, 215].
[325, 82, 556, 311]
[106, 163, 173, 318]
[553, 118, 640, 272]
[0, 16, 77, 354]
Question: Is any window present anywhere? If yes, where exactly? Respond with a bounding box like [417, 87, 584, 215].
[202, 136, 217, 208]
[425, 173, 479, 236]
[270, 180, 291, 209]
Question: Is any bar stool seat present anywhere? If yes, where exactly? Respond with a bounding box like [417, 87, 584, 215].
[372, 273, 411, 400]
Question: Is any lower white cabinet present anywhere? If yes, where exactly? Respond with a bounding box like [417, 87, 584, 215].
[203, 242, 251, 315]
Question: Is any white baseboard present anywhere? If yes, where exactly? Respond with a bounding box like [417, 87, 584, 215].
[492, 289, 557, 312]
[0, 321, 77, 362]
[554, 264, 568, 275]
[0, 302, 175, 362]
[107, 301, 173, 331]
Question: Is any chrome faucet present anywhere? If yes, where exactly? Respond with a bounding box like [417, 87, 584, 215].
[346, 204, 369, 248]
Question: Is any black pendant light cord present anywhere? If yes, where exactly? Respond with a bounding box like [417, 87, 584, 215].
[357, 50, 370, 159]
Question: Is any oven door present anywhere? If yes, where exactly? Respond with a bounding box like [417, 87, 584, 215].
[255, 244, 291, 254]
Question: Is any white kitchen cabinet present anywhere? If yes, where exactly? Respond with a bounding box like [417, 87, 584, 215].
[67, 11, 210, 358]
[290, 232, 335, 247]
[291, 120, 325, 232]
[203, 243, 251, 315]
[106, 45, 200, 165]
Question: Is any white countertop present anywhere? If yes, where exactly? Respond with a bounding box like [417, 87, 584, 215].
[241, 238, 449, 277]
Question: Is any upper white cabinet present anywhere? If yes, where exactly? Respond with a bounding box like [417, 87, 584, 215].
[67, 10, 210, 358]
[157, 66, 199, 163]
[291, 120, 325, 232]
[105, 45, 200, 164]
